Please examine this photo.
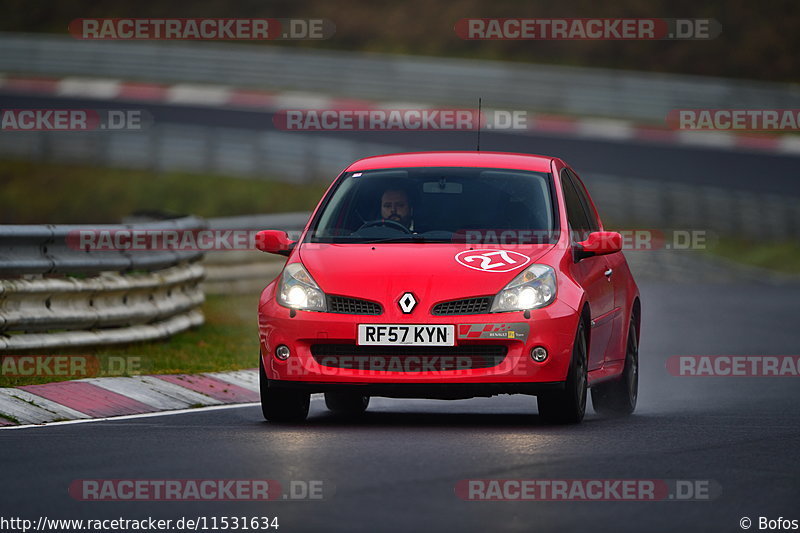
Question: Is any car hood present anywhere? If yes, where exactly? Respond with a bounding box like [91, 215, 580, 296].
[298, 243, 556, 309]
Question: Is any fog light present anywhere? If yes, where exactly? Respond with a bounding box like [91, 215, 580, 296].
[275, 345, 291, 361]
[530, 346, 548, 362]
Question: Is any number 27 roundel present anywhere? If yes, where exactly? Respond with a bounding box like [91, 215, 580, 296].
[454, 249, 531, 273]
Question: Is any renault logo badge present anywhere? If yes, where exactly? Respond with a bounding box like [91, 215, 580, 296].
[398, 292, 417, 313]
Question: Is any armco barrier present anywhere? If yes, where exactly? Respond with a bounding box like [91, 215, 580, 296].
[0, 216, 207, 350]
[1, 32, 800, 121]
[201, 213, 307, 295]
[0, 216, 207, 276]
[0, 213, 312, 350]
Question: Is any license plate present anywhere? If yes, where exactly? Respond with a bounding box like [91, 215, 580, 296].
[357, 324, 455, 346]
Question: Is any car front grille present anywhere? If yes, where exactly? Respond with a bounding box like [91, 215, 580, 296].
[327, 295, 383, 315]
[310, 344, 507, 372]
[431, 296, 493, 315]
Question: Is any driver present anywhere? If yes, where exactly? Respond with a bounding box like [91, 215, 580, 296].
[380, 188, 414, 230]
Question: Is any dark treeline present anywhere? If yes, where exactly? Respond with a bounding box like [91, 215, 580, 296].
[1, 0, 796, 83]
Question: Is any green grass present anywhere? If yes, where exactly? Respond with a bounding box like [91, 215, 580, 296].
[0, 293, 261, 388]
[705, 239, 800, 275]
[0, 413, 21, 424]
[0, 159, 327, 224]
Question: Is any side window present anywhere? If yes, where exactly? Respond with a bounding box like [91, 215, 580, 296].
[560, 169, 591, 241]
[567, 169, 599, 231]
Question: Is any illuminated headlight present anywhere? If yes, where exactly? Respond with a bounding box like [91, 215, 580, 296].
[277, 263, 326, 312]
[491, 264, 556, 312]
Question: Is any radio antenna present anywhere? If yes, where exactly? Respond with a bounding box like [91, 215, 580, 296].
[476, 97, 482, 151]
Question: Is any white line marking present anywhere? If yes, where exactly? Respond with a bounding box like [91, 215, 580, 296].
[271, 91, 333, 109]
[0, 402, 260, 430]
[778, 135, 800, 155]
[167, 84, 232, 106]
[677, 130, 735, 147]
[577, 118, 635, 140]
[57, 77, 122, 99]
[0, 393, 324, 430]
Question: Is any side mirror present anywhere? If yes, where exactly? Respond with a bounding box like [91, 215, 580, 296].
[255, 230, 295, 257]
[574, 231, 622, 261]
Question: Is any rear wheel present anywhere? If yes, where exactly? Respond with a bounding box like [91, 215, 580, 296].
[259, 356, 310, 422]
[537, 320, 588, 424]
[591, 317, 638, 416]
[325, 392, 370, 416]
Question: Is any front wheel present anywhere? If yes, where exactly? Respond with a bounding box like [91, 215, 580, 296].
[259, 356, 310, 422]
[537, 320, 588, 424]
[591, 317, 638, 416]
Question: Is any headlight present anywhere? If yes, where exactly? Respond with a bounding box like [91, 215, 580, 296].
[491, 264, 556, 312]
[277, 263, 326, 312]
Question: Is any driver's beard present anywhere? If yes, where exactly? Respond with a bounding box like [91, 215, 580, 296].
[387, 215, 410, 227]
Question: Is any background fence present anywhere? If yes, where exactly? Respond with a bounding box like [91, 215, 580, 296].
[2, 32, 800, 121]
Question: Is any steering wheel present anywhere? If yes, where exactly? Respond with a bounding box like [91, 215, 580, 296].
[357, 219, 412, 234]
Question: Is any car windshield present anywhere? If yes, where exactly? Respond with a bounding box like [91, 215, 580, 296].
[307, 166, 558, 244]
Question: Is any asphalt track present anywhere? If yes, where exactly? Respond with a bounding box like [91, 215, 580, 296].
[2, 282, 799, 532]
[2, 92, 800, 196]
[1, 92, 799, 531]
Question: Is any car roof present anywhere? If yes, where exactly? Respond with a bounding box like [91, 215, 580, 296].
[345, 151, 555, 173]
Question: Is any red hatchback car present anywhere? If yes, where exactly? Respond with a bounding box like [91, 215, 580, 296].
[256, 152, 640, 424]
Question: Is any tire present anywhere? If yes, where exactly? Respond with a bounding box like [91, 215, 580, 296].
[259, 356, 310, 422]
[591, 317, 639, 416]
[325, 392, 370, 416]
[538, 320, 588, 424]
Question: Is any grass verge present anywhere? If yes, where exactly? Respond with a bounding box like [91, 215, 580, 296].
[0, 159, 327, 224]
[704, 239, 800, 275]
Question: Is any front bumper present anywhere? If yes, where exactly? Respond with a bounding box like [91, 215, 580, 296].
[258, 283, 580, 387]
[267, 379, 564, 399]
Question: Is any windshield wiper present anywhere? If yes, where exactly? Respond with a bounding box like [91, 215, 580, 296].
[364, 235, 453, 244]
